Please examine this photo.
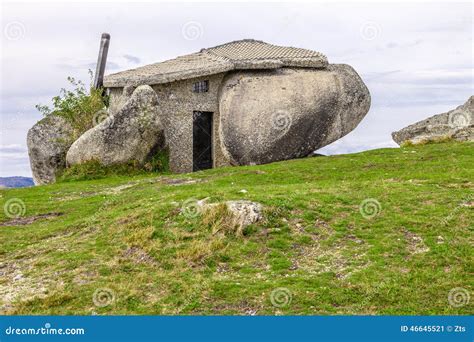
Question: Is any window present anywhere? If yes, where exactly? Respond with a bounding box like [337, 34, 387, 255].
[193, 80, 209, 93]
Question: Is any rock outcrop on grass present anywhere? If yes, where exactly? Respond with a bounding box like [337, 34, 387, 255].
[225, 200, 263, 228]
[27, 115, 74, 185]
[392, 96, 473, 145]
[197, 199, 263, 235]
[66, 85, 166, 167]
[219, 65, 371, 165]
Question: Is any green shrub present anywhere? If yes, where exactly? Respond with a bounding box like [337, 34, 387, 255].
[37, 72, 170, 180]
[36, 71, 108, 141]
[144, 148, 170, 173]
[57, 149, 170, 182]
[57, 160, 139, 182]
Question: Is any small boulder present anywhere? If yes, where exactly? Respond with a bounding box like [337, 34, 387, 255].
[392, 96, 473, 145]
[66, 85, 165, 166]
[198, 199, 263, 234]
[225, 200, 263, 228]
[27, 115, 74, 185]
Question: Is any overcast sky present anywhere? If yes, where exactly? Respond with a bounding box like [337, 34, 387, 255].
[1, 1, 472, 177]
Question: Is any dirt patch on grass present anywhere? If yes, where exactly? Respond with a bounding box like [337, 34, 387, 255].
[211, 300, 262, 315]
[162, 178, 201, 186]
[56, 191, 101, 201]
[291, 221, 369, 279]
[72, 269, 98, 286]
[0, 262, 63, 314]
[402, 228, 430, 255]
[0, 212, 62, 227]
[294, 240, 370, 279]
[105, 182, 140, 194]
[56, 179, 160, 201]
[289, 217, 334, 240]
[0, 217, 101, 313]
[122, 247, 157, 265]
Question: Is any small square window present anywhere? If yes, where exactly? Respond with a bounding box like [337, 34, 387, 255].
[193, 80, 209, 93]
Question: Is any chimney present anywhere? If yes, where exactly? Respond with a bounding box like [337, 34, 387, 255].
[93, 33, 110, 89]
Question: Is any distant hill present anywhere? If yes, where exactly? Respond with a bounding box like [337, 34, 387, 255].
[0, 176, 34, 188]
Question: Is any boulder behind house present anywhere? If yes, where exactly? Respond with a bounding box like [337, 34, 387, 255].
[392, 96, 473, 145]
[27, 115, 74, 185]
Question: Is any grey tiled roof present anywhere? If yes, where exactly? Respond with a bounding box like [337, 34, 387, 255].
[103, 39, 328, 87]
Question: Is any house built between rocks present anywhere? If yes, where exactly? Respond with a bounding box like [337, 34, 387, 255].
[101, 39, 371, 173]
[28, 39, 371, 185]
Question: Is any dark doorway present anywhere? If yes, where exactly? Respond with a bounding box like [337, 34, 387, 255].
[193, 111, 213, 171]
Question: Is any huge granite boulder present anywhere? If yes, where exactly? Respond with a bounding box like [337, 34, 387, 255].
[27, 115, 74, 185]
[218, 65, 371, 165]
[66, 85, 165, 166]
[392, 96, 473, 145]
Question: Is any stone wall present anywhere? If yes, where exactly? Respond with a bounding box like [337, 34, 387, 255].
[107, 72, 230, 173]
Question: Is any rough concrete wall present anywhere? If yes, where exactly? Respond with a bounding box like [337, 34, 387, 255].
[153, 73, 229, 173]
[106, 73, 230, 173]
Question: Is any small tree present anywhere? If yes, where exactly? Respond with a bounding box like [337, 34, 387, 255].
[36, 70, 108, 140]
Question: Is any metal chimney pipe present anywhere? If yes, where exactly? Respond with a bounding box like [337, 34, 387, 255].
[93, 33, 110, 89]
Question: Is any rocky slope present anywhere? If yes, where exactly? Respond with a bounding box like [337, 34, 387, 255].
[392, 96, 473, 145]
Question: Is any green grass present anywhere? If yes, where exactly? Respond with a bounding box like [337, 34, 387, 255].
[0, 141, 472, 315]
[57, 148, 170, 182]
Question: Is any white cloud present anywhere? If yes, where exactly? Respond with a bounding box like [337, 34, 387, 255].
[123, 54, 141, 64]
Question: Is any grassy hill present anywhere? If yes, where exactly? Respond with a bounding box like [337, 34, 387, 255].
[0, 141, 472, 315]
